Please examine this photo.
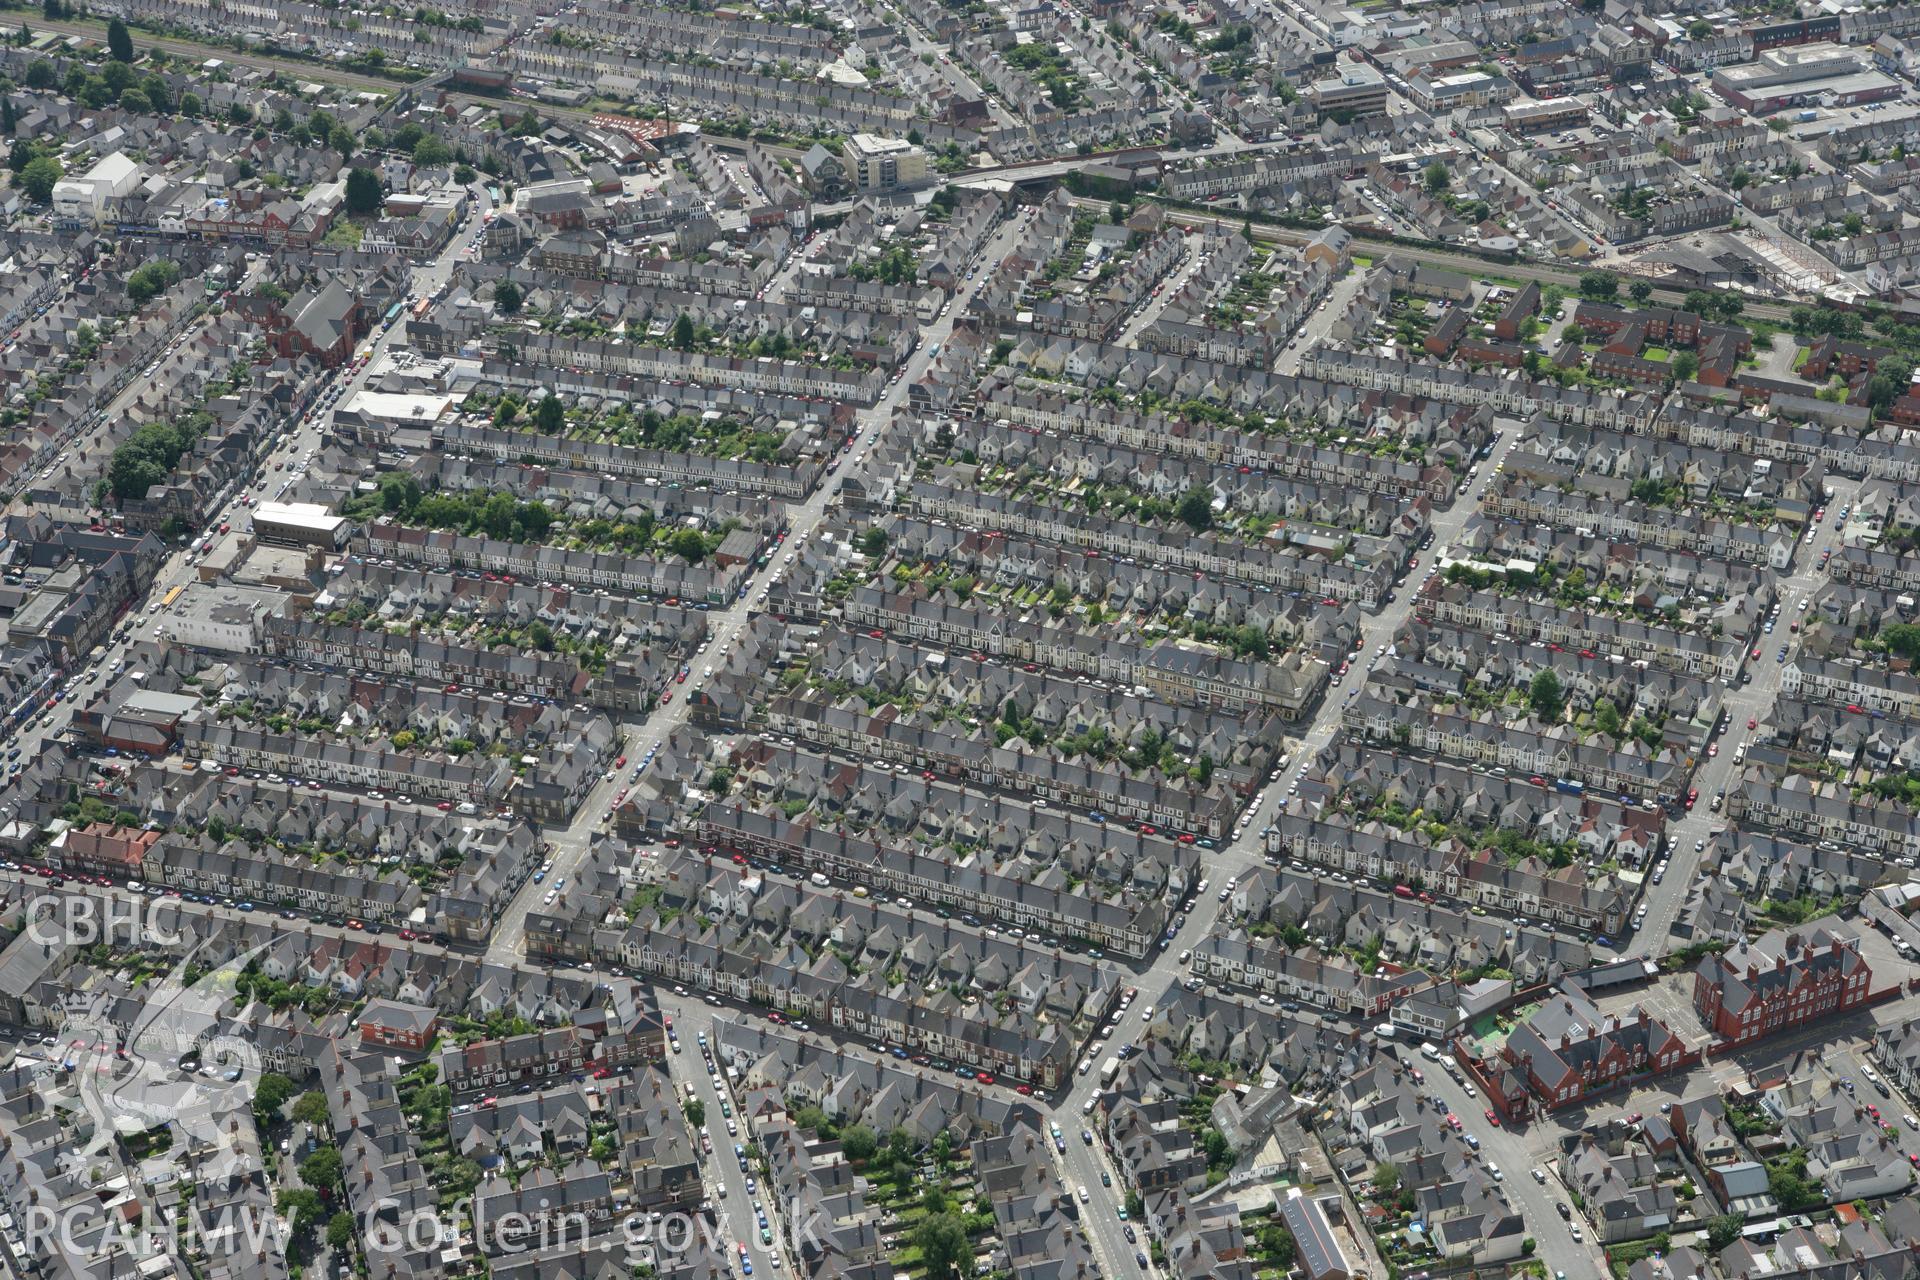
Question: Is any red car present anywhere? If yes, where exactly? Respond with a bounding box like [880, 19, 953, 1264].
[1752, 647, 1762, 659]
[615, 756, 627, 768]
[1015, 1084, 1033, 1096]
[1747, 717, 1756, 729]
[1484, 1109, 1500, 1128]
[976, 1071, 995, 1084]
[661, 690, 673, 704]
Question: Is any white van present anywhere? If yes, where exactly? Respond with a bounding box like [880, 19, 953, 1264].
[1421, 1042, 1441, 1061]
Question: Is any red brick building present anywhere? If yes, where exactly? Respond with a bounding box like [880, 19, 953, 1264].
[1800, 335, 1898, 381]
[59, 823, 159, 879]
[358, 998, 440, 1053]
[1693, 923, 1872, 1047]
[1501, 989, 1690, 1110]
[1493, 282, 1539, 340]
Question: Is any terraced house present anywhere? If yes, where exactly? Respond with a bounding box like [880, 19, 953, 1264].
[1693, 923, 1874, 1046]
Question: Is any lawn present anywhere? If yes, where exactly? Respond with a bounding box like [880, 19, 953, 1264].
[1644, 345, 1672, 362]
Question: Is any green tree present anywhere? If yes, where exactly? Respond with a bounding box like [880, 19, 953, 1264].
[1177, 487, 1213, 532]
[141, 74, 169, 112]
[1629, 280, 1653, 302]
[276, 1188, 326, 1235]
[411, 134, 452, 167]
[326, 1211, 355, 1251]
[841, 1124, 879, 1161]
[179, 91, 202, 116]
[1529, 669, 1564, 721]
[1672, 350, 1699, 382]
[535, 391, 565, 431]
[857, 527, 888, 556]
[23, 60, 53, 90]
[116, 88, 150, 115]
[18, 154, 60, 203]
[1594, 698, 1622, 737]
[1423, 161, 1449, 195]
[291, 1091, 332, 1127]
[493, 279, 522, 315]
[330, 123, 355, 158]
[668, 527, 708, 562]
[252, 1072, 298, 1128]
[1579, 271, 1618, 301]
[106, 16, 133, 61]
[914, 1214, 971, 1280]
[1706, 1214, 1744, 1250]
[684, 1098, 705, 1127]
[1883, 623, 1920, 659]
[344, 167, 383, 216]
[672, 312, 696, 349]
[1371, 1162, 1401, 1193]
[126, 259, 181, 304]
[298, 1146, 343, 1194]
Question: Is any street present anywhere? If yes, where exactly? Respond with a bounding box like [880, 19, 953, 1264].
[482, 209, 1037, 966]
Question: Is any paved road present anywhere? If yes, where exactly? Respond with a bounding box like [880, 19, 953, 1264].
[1036, 420, 1520, 1270]
[1632, 476, 1858, 950]
[482, 211, 1036, 965]
[0, 189, 491, 832]
[1419, 1055, 1596, 1280]
[657, 990, 790, 1279]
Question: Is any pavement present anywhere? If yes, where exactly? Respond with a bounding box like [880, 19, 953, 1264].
[0, 186, 493, 833]
[1632, 478, 1858, 950]
[482, 209, 1037, 966]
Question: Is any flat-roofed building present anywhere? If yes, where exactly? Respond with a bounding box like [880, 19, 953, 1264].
[1310, 65, 1389, 118]
[254, 501, 350, 550]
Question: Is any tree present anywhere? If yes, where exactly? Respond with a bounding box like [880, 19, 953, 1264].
[535, 391, 565, 431]
[684, 1098, 705, 1127]
[453, 162, 475, 184]
[668, 527, 708, 563]
[914, 1214, 970, 1280]
[1629, 280, 1653, 303]
[126, 259, 181, 304]
[115, 88, 150, 115]
[1529, 668, 1564, 721]
[1177, 487, 1213, 532]
[23, 60, 53, 89]
[252, 1072, 298, 1128]
[1423, 160, 1450, 195]
[276, 1188, 326, 1235]
[41, 0, 61, 18]
[343, 166, 382, 216]
[1371, 1162, 1401, 1194]
[1594, 698, 1622, 737]
[326, 1212, 355, 1251]
[1706, 1214, 1744, 1250]
[291, 1091, 332, 1127]
[856, 527, 888, 556]
[6, 140, 30, 172]
[841, 1125, 879, 1162]
[106, 16, 133, 62]
[18, 154, 59, 203]
[179, 91, 202, 117]
[298, 1147, 343, 1194]
[1672, 350, 1699, 383]
[141, 74, 169, 113]
[329, 123, 355, 158]
[671, 313, 696, 350]
[1578, 271, 1618, 301]
[411, 134, 452, 167]
[492, 279, 522, 316]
